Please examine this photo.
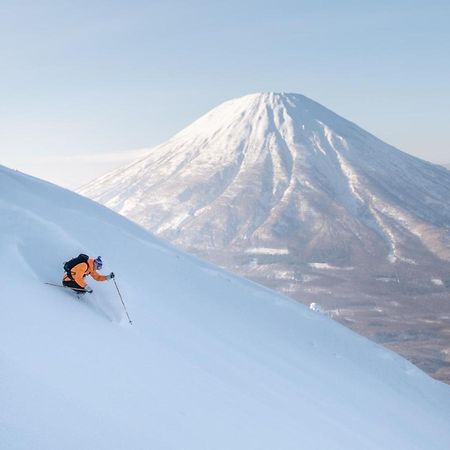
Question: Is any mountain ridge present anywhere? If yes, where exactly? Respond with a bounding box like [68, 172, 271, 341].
[81, 93, 450, 255]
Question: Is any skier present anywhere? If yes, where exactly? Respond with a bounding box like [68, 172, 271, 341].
[63, 255, 114, 294]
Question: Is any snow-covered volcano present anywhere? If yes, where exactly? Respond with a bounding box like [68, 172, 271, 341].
[80, 93, 450, 262]
[79, 93, 450, 382]
[4, 164, 450, 449]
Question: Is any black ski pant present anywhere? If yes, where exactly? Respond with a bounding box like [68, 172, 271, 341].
[63, 279, 86, 294]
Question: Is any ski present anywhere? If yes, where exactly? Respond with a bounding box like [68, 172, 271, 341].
[44, 282, 88, 293]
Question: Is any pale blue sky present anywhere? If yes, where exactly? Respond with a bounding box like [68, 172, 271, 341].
[1, 0, 449, 187]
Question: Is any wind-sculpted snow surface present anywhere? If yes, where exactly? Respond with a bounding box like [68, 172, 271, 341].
[79, 93, 450, 382]
[2, 164, 450, 449]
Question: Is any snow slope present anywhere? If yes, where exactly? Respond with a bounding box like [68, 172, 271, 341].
[2, 164, 450, 450]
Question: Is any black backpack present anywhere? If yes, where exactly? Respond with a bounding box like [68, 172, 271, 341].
[64, 254, 89, 273]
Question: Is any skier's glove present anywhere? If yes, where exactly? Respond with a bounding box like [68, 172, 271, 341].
[85, 285, 93, 294]
[108, 272, 115, 280]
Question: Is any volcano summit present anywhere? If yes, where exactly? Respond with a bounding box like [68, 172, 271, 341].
[80, 93, 450, 382]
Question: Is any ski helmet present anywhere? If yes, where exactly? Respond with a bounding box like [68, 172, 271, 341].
[94, 256, 103, 270]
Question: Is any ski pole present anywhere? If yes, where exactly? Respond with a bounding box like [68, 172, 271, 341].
[113, 278, 133, 325]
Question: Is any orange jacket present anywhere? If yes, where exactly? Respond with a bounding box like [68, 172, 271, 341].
[63, 258, 107, 288]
